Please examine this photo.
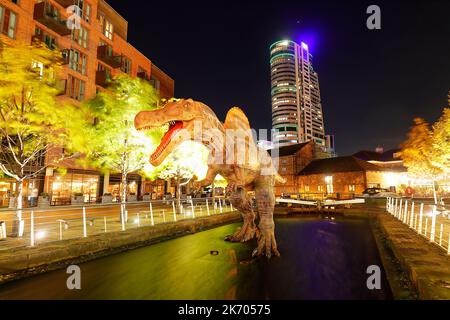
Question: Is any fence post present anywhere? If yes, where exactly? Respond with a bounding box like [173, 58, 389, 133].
[398, 199, 403, 220]
[439, 224, 443, 247]
[409, 202, 415, 228]
[206, 199, 210, 216]
[104, 216, 107, 233]
[403, 200, 408, 224]
[418, 203, 424, 235]
[230, 202, 233, 212]
[190, 199, 195, 219]
[59, 220, 63, 241]
[424, 218, 428, 237]
[219, 198, 223, 213]
[30, 211, 35, 247]
[82, 206, 87, 238]
[163, 209, 166, 223]
[386, 197, 390, 212]
[172, 201, 177, 222]
[448, 233, 450, 255]
[150, 202, 154, 226]
[430, 205, 437, 243]
[121, 205, 125, 231]
[394, 198, 398, 217]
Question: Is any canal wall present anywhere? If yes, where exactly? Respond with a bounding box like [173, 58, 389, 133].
[376, 209, 450, 299]
[0, 212, 241, 284]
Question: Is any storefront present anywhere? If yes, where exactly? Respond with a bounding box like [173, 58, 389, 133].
[47, 171, 100, 205]
[0, 178, 40, 208]
[106, 174, 142, 201]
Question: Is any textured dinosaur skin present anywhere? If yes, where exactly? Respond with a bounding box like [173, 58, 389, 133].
[135, 99, 285, 258]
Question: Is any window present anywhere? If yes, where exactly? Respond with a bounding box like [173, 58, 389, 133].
[71, 26, 89, 48]
[0, 6, 17, 39]
[100, 15, 114, 40]
[318, 185, 324, 192]
[121, 56, 132, 74]
[348, 185, 356, 192]
[69, 49, 87, 75]
[325, 176, 333, 194]
[35, 27, 57, 50]
[31, 60, 44, 78]
[304, 185, 310, 192]
[67, 75, 85, 101]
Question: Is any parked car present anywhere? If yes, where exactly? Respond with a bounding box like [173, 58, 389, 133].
[362, 188, 396, 198]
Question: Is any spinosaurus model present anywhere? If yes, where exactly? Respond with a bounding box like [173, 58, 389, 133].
[134, 99, 285, 258]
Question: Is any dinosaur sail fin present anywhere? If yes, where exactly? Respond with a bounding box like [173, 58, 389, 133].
[224, 107, 252, 131]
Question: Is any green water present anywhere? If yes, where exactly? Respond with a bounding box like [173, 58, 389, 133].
[0, 216, 391, 300]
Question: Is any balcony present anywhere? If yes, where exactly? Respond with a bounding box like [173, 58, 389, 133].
[54, 0, 76, 7]
[97, 45, 122, 69]
[137, 71, 149, 81]
[96, 70, 110, 87]
[33, 2, 72, 36]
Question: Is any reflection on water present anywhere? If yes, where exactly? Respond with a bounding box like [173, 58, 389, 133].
[0, 216, 391, 300]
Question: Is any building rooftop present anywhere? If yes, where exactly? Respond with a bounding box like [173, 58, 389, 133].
[268, 142, 311, 157]
[298, 156, 385, 175]
[353, 149, 402, 162]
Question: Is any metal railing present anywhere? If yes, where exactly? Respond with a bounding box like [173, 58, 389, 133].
[0, 197, 235, 251]
[386, 197, 450, 254]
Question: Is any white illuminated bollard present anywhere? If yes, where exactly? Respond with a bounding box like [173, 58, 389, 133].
[82, 207, 87, 238]
[386, 197, 390, 212]
[30, 211, 35, 247]
[439, 224, 443, 246]
[190, 200, 195, 219]
[206, 199, 210, 216]
[230, 202, 233, 212]
[219, 198, 223, 213]
[136, 213, 140, 227]
[398, 199, 403, 220]
[149, 202, 154, 226]
[104, 216, 107, 233]
[424, 218, 429, 237]
[172, 201, 177, 222]
[394, 198, 398, 217]
[418, 203, 424, 235]
[430, 206, 437, 243]
[409, 202, 415, 228]
[163, 209, 166, 223]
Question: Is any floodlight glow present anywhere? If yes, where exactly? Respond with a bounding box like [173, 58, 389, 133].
[301, 42, 309, 50]
[36, 231, 46, 240]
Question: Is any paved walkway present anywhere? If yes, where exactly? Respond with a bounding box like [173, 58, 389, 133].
[378, 210, 450, 299]
[0, 200, 232, 251]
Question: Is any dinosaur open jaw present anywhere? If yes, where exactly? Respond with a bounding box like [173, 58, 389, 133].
[150, 120, 184, 161]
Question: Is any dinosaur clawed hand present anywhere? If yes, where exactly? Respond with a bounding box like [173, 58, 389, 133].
[252, 227, 280, 259]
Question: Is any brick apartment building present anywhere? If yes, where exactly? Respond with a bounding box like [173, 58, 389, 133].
[269, 141, 332, 195]
[0, 0, 174, 206]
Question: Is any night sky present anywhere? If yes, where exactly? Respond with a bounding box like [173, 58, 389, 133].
[107, 0, 449, 155]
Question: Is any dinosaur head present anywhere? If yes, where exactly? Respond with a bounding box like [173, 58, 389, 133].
[134, 99, 214, 166]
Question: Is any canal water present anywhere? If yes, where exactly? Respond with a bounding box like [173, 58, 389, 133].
[0, 216, 391, 300]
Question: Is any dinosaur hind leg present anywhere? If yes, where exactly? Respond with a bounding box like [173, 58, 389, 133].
[252, 179, 280, 258]
[225, 186, 257, 243]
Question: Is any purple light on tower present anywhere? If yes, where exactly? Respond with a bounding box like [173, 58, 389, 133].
[301, 42, 309, 50]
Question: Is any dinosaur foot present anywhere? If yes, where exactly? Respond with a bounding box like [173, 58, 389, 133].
[252, 227, 280, 259]
[225, 224, 257, 242]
